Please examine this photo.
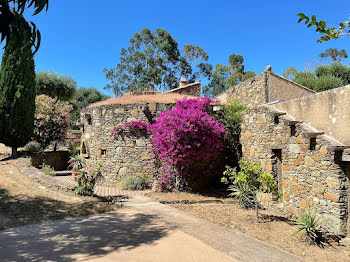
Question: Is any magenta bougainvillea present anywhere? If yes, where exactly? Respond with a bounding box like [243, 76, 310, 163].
[124, 120, 147, 130]
[34, 95, 73, 150]
[147, 96, 227, 190]
[111, 120, 147, 136]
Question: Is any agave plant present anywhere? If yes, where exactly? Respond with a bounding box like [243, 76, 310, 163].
[293, 210, 325, 248]
[228, 183, 255, 209]
[68, 155, 85, 170]
[74, 164, 104, 196]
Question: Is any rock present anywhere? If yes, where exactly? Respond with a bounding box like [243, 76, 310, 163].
[289, 144, 301, 154]
[324, 192, 340, 202]
[320, 145, 328, 156]
[135, 139, 146, 147]
[114, 108, 125, 114]
[304, 156, 315, 166]
[118, 167, 128, 177]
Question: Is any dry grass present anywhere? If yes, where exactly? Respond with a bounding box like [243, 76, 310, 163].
[0, 145, 120, 230]
[147, 191, 230, 203]
[148, 192, 350, 262]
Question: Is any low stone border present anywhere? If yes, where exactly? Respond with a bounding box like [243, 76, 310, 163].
[15, 157, 74, 192]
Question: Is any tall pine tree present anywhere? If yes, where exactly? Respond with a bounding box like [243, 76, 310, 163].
[0, 14, 36, 157]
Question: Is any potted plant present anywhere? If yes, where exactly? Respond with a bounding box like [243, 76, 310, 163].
[68, 155, 85, 178]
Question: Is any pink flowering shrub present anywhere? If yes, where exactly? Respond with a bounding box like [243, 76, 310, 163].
[148, 96, 227, 191]
[111, 125, 126, 136]
[34, 95, 73, 150]
[124, 120, 147, 130]
[111, 120, 147, 136]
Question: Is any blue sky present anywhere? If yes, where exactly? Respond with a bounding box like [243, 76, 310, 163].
[1, 0, 350, 96]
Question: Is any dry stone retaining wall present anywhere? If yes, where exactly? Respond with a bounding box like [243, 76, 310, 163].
[241, 106, 349, 235]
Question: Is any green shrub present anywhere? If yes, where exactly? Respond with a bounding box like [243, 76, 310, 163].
[222, 160, 280, 221]
[68, 142, 79, 157]
[25, 141, 41, 155]
[213, 100, 247, 167]
[293, 210, 325, 247]
[41, 164, 55, 176]
[120, 174, 149, 190]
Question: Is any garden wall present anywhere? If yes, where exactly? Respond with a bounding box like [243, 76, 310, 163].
[274, 85, 350, 145]
[241, 106, 349, 235]
[216, 68, 314, 107]
[31, 150, 70, 171]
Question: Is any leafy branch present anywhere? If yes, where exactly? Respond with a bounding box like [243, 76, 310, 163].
[297, 13, 350, 42]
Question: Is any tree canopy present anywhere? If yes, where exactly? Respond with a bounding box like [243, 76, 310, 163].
[297, 13, 350, 42]
[204, 53, 255, 97]
[0, 0, 48, 52]
[69, 87, 110, 128]
[0, 14, 36, 156]
[283, 62, 350, 92]
[319, 48, 348, 62]
[36, 72, 77, 101]
[103, 28, 212, 96]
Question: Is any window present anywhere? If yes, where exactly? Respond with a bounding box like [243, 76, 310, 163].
[101, 149, 107, 156]
[271, 149, 282, 191]
[290, 124, 296, 136]
[85, 114, 92, 125]
[310, 138, 316, 150]
[274, 116, 280, 125]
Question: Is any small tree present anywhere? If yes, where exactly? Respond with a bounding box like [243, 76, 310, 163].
[148, 96, 226, 191]
[34, 95, 72, 151]
[222, 160, 280, 222]
[213, 100, 247, 167]
[36, 72, 77, 101]
[0, 14, 36, 157]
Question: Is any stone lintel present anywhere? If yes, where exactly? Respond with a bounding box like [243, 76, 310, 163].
[271, 145, 282, 150]
[284, 120, 303, 126]
[330, 145, 350, 152]
[302, 131, 324, 138]
[270, 111, 287, 117]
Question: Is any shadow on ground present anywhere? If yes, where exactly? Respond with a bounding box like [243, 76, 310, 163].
[0, 188, 121, 229]
[0, 189, 171, 261]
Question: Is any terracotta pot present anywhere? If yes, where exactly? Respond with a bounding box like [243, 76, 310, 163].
[72, 169, 79, 179]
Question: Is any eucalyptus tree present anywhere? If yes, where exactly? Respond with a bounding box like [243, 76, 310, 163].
[204, 53, 255, 97]
[319, 48, 348, 62]
[104, 28, 212, 96]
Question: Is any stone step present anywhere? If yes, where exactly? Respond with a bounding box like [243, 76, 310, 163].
[302, 131, 324, 138]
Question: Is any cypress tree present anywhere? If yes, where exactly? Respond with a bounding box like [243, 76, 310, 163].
[0, 14, 36, 157]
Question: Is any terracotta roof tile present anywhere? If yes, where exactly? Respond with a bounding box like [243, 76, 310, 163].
[89, 93, 198, 108]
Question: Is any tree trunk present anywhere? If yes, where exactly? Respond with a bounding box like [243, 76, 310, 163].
[255, 194, 259, 223]
[11, 147, 18, 158]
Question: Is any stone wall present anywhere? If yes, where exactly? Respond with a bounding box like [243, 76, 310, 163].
[241, 106, 349, 235]
[268, 73, 315, 102]
[81, 102, 174, 185]
[216, 73, 268, 107]
[274, 85, 350, 145]
[164, 82, 201, 97]
[216, 70, 314, 107]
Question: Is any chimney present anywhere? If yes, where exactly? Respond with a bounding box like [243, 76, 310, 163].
[179, 77, 188, 88]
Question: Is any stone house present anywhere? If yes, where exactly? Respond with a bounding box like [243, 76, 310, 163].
[80, 81, 200, 185]
[219, 66, 350, 235]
